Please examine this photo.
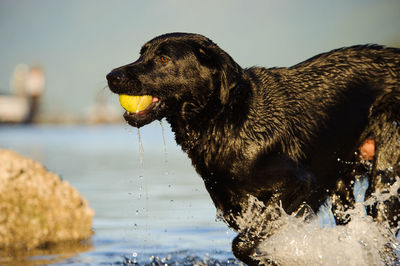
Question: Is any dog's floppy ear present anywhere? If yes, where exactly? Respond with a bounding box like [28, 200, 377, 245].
[196, 44, 242, 105]
[219, 59, 242, 105]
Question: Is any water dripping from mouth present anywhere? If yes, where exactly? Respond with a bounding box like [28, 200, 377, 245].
[160, 120, 168, 163]
[137, 128, 144, 168]
[134, 128, 150, 257]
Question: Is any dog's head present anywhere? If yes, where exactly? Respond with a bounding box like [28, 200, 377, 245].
[107, 33, 243, 127]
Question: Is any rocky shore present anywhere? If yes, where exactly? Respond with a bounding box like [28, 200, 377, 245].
[0, 149, 94, 249]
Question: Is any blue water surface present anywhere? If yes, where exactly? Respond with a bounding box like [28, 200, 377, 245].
[0, 122, 238, 265]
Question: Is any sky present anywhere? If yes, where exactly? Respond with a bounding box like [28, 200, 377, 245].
[1, 0, 399, 119]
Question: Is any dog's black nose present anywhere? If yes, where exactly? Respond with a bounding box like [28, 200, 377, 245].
[106, 71, 125, 88]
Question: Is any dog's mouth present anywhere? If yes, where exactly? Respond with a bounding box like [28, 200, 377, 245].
[118, 94, 162, 127]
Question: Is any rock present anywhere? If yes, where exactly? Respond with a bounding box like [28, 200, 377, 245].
[0, 149, 94, 249]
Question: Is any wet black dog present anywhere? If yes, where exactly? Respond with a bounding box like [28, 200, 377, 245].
[107, 33, 400, 264]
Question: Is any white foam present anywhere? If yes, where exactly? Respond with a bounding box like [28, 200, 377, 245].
[232, 177, 400, 265]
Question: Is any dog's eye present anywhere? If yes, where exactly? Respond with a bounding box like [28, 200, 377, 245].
[160, 56, 170, 63]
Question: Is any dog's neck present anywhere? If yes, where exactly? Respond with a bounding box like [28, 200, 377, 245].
[165, 78, 281, 202]
[165, 68, 308, 177]
[167, 77, 253, 151]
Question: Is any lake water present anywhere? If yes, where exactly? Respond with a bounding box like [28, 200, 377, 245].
[1, 122, 400, 265]
[0, 122, 240, 265]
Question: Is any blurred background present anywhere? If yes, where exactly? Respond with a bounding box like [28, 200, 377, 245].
[1, 0, 400, 264]
[1, 0, 399, 123]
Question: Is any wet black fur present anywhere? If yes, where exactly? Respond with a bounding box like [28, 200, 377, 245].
[107, 33, 400, 265]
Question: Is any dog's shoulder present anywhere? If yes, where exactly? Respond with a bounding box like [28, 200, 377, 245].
[245, 66, 290, 89]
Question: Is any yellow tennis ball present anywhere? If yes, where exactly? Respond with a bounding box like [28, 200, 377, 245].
[119, 95, 153, 113]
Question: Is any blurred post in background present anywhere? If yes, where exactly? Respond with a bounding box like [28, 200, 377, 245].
[24, 65, 45, 123]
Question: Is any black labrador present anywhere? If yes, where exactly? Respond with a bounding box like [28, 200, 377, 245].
[107, 33, 400, 265]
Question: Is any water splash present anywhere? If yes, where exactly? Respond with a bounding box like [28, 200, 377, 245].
[231, 177, 400, 265]
[255, 209, 396, 265]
